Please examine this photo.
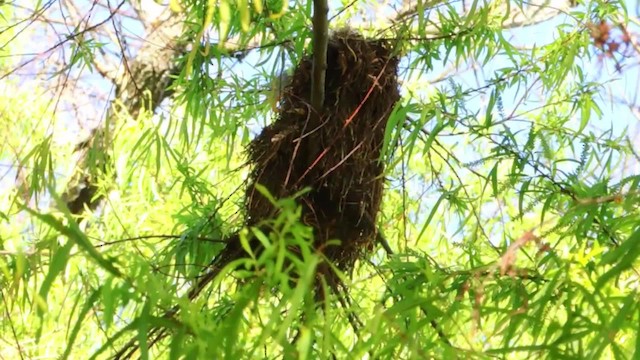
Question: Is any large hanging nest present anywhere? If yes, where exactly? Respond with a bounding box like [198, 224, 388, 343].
[244, 30, 400, 274]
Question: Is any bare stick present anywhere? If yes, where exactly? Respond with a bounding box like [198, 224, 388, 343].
[311, 0, 329, 112]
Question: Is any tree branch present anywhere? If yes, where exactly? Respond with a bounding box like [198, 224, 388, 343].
[61, 8, 186, 215]
[494, 0, 577, 28]
[375, 0, 578, 33]
[311, 0, 329, 112]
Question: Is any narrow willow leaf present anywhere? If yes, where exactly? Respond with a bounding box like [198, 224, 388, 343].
[518, 179, 530, 219]
[62, 287, 102, 360]
[169, 0, 182, 12]
[489, 163, 499, 196]
[218, 0, 231, 47]
[254, 183, 277, 206]
[89, 320, 140, 360]
[36, 239, 74, 317]
[102, 278, 115, 328]
[296, 327, 312, 360]
[238, 0, 250, 32]
[24, 205, 120, 277]
[380, 102, 410, 162]
[485, 89, 496, 128]
[579, 96, 591, 134]
[596, 227, 640, 290]
[600, 227, 640, 265]
[415, 191, 446, 244]
[268, 0, 288, 19]
[635, 305, 640, 359]
[253, 0, 263, 13]
[588, 294, 636, 358]
[137, 301, 150, 360]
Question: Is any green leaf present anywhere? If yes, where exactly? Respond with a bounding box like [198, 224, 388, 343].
[62, 287, 102, 360]
[36, 239, 74, 319]
[579, 95, 591, 134]
[24, 208, 121, 277]
[489, 163, 499, 196]
[219, 0, 231, 45]
[238, 0, 250, 32]
[380, 102, 411, 162]
[596, 227, 640, 289]
[252, 0, 263, 13]
[635, 305, 640, 359]
[600, 227, 640, 265]
[137, 301, 150, 360]
[89, 320, 140, 360]
[415, 191, 446, 244]
[518, 179, 531, 219]
[485, 89, 496, 128]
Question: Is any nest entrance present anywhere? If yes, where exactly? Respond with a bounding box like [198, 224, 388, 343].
[245, 30, 400, 275]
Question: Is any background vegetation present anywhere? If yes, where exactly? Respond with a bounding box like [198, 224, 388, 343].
[1, 0, 640, 358]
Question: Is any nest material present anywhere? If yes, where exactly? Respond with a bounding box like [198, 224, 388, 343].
[245, 30, 400, 273]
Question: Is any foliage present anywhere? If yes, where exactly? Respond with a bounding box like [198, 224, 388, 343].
[1, 0, 640, 359]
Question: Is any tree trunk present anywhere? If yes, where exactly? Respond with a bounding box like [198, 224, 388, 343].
[62, 14, 186, 215]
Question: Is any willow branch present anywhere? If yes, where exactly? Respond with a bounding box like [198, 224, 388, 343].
[311, 0, 329, 112]
[346, 0, 578, 33]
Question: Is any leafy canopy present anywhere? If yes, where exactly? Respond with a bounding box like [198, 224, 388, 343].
[1, 0, 640, 359]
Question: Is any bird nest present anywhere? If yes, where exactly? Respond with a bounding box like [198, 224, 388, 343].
[244, 30, 400, 279]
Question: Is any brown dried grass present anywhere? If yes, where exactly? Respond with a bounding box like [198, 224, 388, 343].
[244, 30, 400, 275]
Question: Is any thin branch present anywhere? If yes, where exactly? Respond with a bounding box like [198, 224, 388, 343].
[363, 0, 578, 34]
[0, 290, 25, 360]
[94, 234, 227, 248]
[62, 0, 118, 81]
[0, 0, 127, 81]
[311, 0, 329, 112]
[111, 233, 243, 359]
